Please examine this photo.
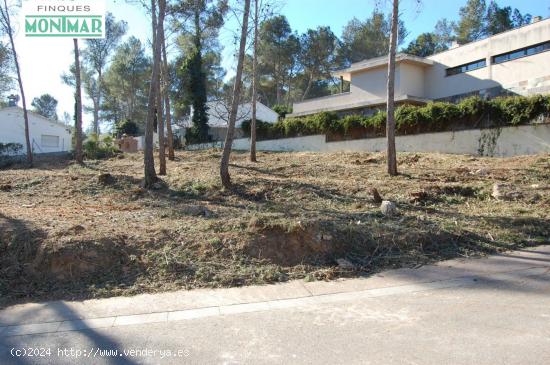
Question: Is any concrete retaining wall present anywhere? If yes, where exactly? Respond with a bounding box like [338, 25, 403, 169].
[225, 123, 550, 157]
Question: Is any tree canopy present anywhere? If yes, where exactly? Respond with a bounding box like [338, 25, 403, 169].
[31, 94, 58, 120]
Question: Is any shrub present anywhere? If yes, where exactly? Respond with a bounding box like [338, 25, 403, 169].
[83, 134, 119, 160]
[236, 95, 550, 141]
[422, 102, 461, 125]
[340, 115, 365, 133]
[363, 112, 387, 129]
[0, 143, 23, 157]
[489, 95, 550, 125]
[281, 117, 316, 136]
[241, 119, 280, 139]
[309, 112, 340, 133]
[272, 104, 293, 120]
[116, 120, 139, 137]
[396, 104, 425, 129]
[457, 96, 487, 118]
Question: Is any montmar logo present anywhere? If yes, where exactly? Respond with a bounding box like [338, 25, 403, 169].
[22, 0, 106, 38]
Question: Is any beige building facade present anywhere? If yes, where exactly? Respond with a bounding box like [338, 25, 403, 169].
[290, 17, 550, 117]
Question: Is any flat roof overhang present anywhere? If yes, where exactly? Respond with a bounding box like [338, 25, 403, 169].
[288, 95, 431, 118]
[333, 53, 434, 81]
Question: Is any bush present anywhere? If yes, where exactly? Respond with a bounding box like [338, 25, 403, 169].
[396, 104, 425, 128]
[457, 96, 487, 118]
[241, 119, 281, 140]
[272, 104, 293, 120]
[83, 134, 119, 160]
[309, 112, 340, 133]
[238, 95, 550, 141]
[0, 143, 23, 157]
[340, 115, 365, 133]
[116, 120, 139, 137]
[489, 94, 550, 125]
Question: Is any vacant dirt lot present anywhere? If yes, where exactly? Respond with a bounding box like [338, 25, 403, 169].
[0, 150, 548, 307]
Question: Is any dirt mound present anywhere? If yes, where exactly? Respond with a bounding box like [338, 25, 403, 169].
[30, 236, 139, 281]
[244, 219, 339, 266]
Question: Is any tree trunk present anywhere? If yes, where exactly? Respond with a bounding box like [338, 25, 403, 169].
[220, 0, 251, 188]
[276, 79, 282, 105]
[95, 69, 103, 135]
[301, 73, 314, 101]
[2, 0, 32, 166]
[386, 0, 399, 176]
[250, 0, 259, 163]
[144, 0, 164, 188]
[73, 39, 84, 164]
[157, 54, 166, 175]
[92, 98, 100, 135]
[161, 20, 175, 161]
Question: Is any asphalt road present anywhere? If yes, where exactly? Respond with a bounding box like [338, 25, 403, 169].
[1, 247, 549, 365]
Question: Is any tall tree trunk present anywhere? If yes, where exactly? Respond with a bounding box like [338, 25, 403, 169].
[386, 0, 399, 176]
[220, 0, 251, 188]
[95, 69, 103, 135]
[2, 0, 32, 166]
[73, 39, 84, 164]
[157, 58, 166, 175]
[157, 0, 166, 175]
[92, 98, 100, 135]
[144, 0, 164, 187]
[301, 73, 314, 101]
[250, 0, 259, 163]
[276, 79, 282, 105]
[161, 21, 175, 161]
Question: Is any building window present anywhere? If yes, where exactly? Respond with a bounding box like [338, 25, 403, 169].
[446, 59, 487, 76]
[41, 135, 59, 148]
[492, 41, 550, 64]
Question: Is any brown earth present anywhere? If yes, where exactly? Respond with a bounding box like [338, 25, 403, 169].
[0, 151, 548, 307]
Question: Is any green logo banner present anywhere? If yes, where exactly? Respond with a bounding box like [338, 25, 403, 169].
[22, 0, 106, 38]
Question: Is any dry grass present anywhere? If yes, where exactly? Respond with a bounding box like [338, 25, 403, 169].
[0, 150, 548, 307]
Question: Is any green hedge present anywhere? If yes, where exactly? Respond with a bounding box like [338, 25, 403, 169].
[242, 95, 550, 140]
[83, 135, 119, 160]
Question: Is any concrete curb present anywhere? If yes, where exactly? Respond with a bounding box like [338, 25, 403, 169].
[1, 266, 547, 338]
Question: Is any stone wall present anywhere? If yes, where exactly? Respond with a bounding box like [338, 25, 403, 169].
[224, 123, 550, 157]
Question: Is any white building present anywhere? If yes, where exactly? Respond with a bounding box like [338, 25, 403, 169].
[206, 100, 279, 128]
[0, 106, 72, 155]
[183, 101, 279, 142]
[291, 17, 550, 117]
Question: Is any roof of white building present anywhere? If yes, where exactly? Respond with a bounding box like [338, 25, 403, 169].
[332, 16, 550, 80]
[0, 106, 71, 131]
[333, 53, 434, 79]
[202, 101, 279, 128]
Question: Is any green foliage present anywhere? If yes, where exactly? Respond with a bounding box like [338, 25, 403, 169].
[0, 42, 13, 98]
[457, 96, 487, 117]
[339, 11, 408, 64]
[115, 120, 139, 137]
[177, 49, 209, 143]
[489, 95, 550, 125]
[31, 94, 58, 120]
[241, 119, 279, 138]
[272, 104, 292, 120]
[83, 134, 119, 160]
[242, 95, 550, 141]
[455, 0, 531, 44]
[102, 37, 150, 128]
[0, 143, 23, 156]
[257, 15, 301, 105]
[404, 32, 449, 57]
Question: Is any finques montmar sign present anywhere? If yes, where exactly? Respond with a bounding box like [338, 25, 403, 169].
[22, 0, 106, 38]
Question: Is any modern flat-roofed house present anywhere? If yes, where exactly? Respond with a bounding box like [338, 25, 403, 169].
[290, 17, 550, 118]
[0, 105, 72, 155]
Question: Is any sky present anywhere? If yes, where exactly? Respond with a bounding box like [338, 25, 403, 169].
[7, 0, 550, 131]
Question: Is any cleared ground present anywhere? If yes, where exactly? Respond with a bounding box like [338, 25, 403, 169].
[0, 150, 548, 306]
